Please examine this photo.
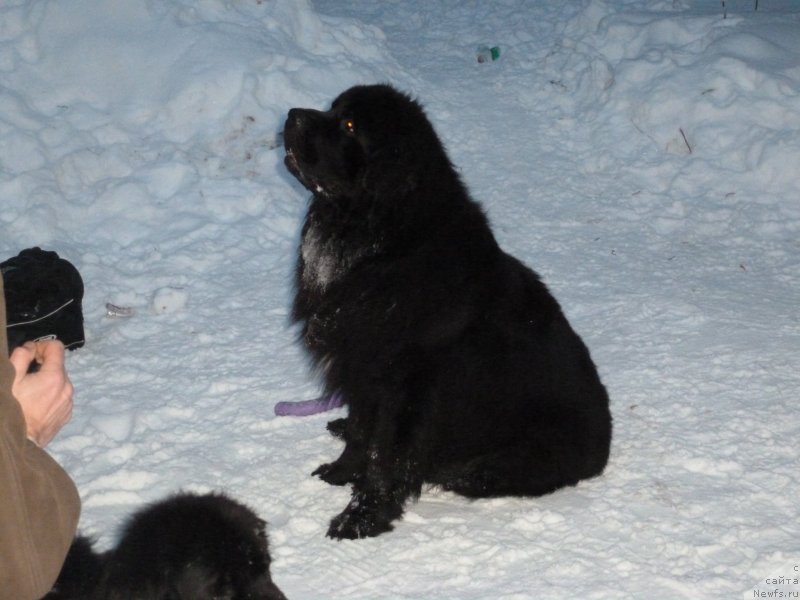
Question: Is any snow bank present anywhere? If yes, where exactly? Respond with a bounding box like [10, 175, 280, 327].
[1, 0, 402, 248]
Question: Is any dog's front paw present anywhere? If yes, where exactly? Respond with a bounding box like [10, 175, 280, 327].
[312, 461, 357, 486]
[326, 503, 394, 540]
[326, 417, 348, 440]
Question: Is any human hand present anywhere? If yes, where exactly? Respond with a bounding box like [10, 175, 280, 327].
[10, 340, 74, 447]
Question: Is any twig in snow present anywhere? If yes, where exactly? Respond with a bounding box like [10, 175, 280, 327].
[630, 117, 659, 150]
[724, 0, 759, 18]
[679, 128, 692, 154]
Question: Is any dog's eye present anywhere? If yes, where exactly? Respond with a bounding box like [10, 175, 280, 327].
[342, 119, 356, 135]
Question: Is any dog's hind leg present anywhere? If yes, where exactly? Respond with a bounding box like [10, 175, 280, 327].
[435, 429, 607, 499]
[437, 448, 569, 499]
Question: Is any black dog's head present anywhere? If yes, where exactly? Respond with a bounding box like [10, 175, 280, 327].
[103, 492, 287, 600]
[45, 492, 288, 600]
[283, 84, 451, 201]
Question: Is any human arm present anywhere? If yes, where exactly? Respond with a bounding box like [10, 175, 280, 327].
[0, 276, 80, 599]
[10, 340, 74, 447]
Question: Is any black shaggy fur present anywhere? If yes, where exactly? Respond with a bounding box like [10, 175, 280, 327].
[43, 492, 287, 600]
[283, 84, 612, 540]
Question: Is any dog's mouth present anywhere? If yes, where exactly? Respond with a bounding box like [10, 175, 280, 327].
[285, 148, 329, 197]
[284, 148, 307, 184]
[284, 147, 299, 173]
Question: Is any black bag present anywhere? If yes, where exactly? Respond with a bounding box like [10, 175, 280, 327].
[2, 247, 85, 353]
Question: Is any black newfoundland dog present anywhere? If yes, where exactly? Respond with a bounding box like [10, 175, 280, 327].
[283, 84, 612, 540]
[44, 492, 287, 600]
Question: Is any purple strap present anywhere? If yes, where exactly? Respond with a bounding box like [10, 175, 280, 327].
[274, 391, 344, 417]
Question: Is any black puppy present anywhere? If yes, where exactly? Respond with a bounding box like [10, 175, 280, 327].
[44, 492, 287, 600]
[284, 84, 612, 540]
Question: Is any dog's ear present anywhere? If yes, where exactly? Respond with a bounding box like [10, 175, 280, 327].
[361, 140, 419, 199]
[41, 536, 104, 599]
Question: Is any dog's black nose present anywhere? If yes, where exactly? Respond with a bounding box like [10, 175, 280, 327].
[287, 108, 309, 130]
[285, 108, 308, 141]
[287, 108, 303, 126]
[287, 108, 324, 131]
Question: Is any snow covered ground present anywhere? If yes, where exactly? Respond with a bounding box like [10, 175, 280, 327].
[2, 0, 799, 598]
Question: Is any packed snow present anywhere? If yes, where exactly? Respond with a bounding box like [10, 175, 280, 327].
[2, 0, 799, 598]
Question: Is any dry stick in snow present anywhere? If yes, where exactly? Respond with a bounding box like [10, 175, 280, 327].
[679, 128, 692, 154]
